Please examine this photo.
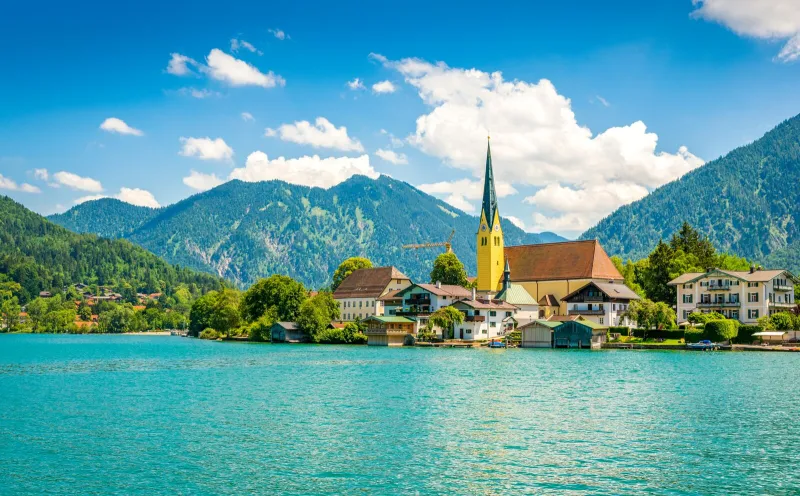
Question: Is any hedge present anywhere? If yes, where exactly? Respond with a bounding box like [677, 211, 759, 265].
[631, 328, 685, 340]
[734, 325, 762, 344]
[704, 319, 739, 343]
[684, 328, 704, 343]
[608, 326, 630, 335]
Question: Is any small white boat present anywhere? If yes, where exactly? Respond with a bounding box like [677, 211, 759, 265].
[686, 340, 718, 351]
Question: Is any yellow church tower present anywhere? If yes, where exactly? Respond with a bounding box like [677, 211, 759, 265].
[476, 138, 504, 292]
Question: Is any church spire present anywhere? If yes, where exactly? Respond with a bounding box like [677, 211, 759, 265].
[481, 137, 498, 227]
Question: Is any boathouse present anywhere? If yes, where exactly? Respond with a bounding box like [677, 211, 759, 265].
[363, 316, 415, 346]
[552, 319, 608, 349]
[270, 322, 305, 343]
[519, 320, 561, 348]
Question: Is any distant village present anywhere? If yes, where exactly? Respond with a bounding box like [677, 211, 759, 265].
[272, 141, 799, 348]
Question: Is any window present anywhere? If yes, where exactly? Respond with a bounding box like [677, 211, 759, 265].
[599, 317, 604, 324]
[748, 309, 759, 319]
[683, 294, 693, 304]
[505, 311, 512, 317]
[474, 310, 480, 316]
[684, 283, 693, 289]
[748, 282, 758, 288]
[683, 310, 690, 319]
[482, 328, 487, 334]
[748, 293, 759, 303]
[490, 322, 496, 327]
[465, 329, 471, 334]
[701, 294, 711, 303]
[489, 311, 497, 317]
[731, 310, 739, 320]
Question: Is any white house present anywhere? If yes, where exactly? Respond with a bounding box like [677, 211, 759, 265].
[333, 267, 412, 321]
[560, 280, 640, 328]
[668, 267, 797, 325]
[391, 282, 471, 334]
[449, 296, 518, 340]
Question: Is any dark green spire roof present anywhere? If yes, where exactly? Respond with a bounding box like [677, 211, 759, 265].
[481, 139, 498, 226]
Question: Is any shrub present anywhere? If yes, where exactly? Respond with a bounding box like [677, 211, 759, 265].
[684, 328, 704, 343]
[608, 326, 630, 336]
[704, 319, 738, 343]
[734, 325, 762, 344]
[199, 328, 220, 340]
[248, 314, 275, 342]
[314, 323, 367, 344]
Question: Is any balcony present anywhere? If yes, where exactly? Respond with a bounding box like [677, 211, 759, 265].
[569, 294, 604, 302]
[395, 309, 430, 317]
[707, 285, 731, 291]
[465, 315, 486, 322]
[569, 309, 604, 316]
[774, 285, 793, 292]
[697, 301, 740, 307]
[770, 301, 795, 308]
[405, 297, 431, 305]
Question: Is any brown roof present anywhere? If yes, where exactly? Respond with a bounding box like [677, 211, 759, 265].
[377, 289, 404, 301]
[504, 240, 622, 282]
[561, 281, 641, 302]
[538, 294, 559, 307]
[668, 268, 795, 285]
[333, 266, 410, 299]
[547, 314, 585, 322]
[410, 283, 472, 298]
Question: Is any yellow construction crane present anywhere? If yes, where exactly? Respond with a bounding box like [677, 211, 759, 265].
[402, 229, 456, 254]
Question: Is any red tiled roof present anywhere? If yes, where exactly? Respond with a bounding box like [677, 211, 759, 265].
[408, 283, 472, 298]
[538, 294, 559, 307]
[547, 315, 584, 322]
[504, 240, 622, 282]
[333, 266, 409, 299]
[377, 289, 404, 301]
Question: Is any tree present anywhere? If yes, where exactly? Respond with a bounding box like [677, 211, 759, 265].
[240, 275, 307, 323]
[332, 257, 372, 291]
[625, 298, 676, 331]
[189, 291, 217, 336]
[98, 306, 133, 333]
[670, 222, 717, 269]
[688, 311, 724, 325]
[704, 319, 739, 343]
[296, 293, 338, 340]
[78, 304, 92, 322]
[429, 306, 465, 339]
[248, 308, 278, 342]
[759, 312, 796, 331]
[210, 288, 242, 337]
[429, 252, 469, 287]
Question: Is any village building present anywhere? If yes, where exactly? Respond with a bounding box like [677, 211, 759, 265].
[473, 138, 637, 319]
[333, 266, 412, 322]
[393, 282, 472, 333]
[552, 319, 609, 349]
[561, 280, 640, 327]
[449, 296, 518, 340]
[363, 315, 415, 346]
[668, 267, 797, 324]
[519, 320, 562, 348]
[270, 322, 305, 343]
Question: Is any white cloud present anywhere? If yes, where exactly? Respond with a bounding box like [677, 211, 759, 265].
[0, 174, 40, 193]
[179, 137, 234, 162]
[375, 149, 408, 165]
[116, 188, 160, 208]
[691, 0, 800, 62]
[230, 38, 261, 55]
[204, 49, 285, 88]
[374, 54, 703, 235]
[265, 117, 364, 152]
[269, 28, 289, 40]
[166, 53, 199, 76]
[379, 129, 405, 148]
[75, 188, 160, 208]
[241, 112, 255, 121]
[183, 170, 225, 192]
[230, 152, 377, 189]
[33, 169, 49, 181]
[418, 178, 517, 214]
[368, 52, 388, 64]
[346, 78, 366, 90]
[178, 87, 220, 99]
[596, 95, 611, 107]
[99, 117, 143, 136]
[53, 171, 103, 192]
[372, 80, 397, 94]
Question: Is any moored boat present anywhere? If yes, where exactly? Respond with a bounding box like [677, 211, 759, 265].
[686, 340, 719, 351]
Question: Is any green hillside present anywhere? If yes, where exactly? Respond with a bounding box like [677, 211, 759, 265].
[50, 198, 160, 238]
[581, 114, 800, 271]
[0, 196, 225, 303]
[50, 175, 564, 288]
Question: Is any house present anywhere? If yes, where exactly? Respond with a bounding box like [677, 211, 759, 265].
[553, 319, 609, 349]
[668, 267, 797, 324]
[519, 320, 561, 348]
[39, 291, 52, 298]
[393, 282, 471, 333]
[561, 280, 640, 327]
[449, 296, 518, 340]
[377, 289, 404, 317]
[363, 316, 415, 346]
[333, 266, 412, 321]
[473, 139, 637, 318]
[270, 322, 305, 343]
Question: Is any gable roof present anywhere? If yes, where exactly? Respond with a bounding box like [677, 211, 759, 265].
[364, 315, 415, 324]
[547, 314, 585, 322]
[667, 268, 796, 286]
[451, 298, 518, 310]
[496, 284, 538, 306]
[538, 294, 559, 307]
[504, 240, 622, 282]
[561, 280, 641, 302]
[333, 266, 410, 299]
[272, 322, 298, 330]
[397, 283, 472, 298]
[519, 319, 563, 330]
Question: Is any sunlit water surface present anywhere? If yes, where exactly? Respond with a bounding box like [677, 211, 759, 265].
[1, 334, 799, 495]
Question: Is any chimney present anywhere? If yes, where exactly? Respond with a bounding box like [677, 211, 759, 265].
[436, 281, 442, 289]
[750, 265, 756, 274]
[472, 287, 476, 301]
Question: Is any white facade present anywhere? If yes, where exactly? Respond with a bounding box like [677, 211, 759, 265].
[565, 301, 633, 327]
[670, 269, 796, 325]
[450, 300, 518, 341]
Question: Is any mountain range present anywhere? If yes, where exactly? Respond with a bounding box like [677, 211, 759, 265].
[50, 175, 564, 288]
[0, 196, 224, 303]
[582, 114, 800, 273]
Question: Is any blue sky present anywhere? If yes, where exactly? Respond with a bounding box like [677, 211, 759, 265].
[1, 0, 799, 238]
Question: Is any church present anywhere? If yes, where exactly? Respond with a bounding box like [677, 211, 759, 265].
[475, 140, 639, 326]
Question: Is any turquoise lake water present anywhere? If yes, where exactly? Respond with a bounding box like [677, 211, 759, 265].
[1, 335, 799, 495]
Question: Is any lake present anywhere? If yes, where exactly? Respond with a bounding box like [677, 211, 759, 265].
[1, 334, 799, 495]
